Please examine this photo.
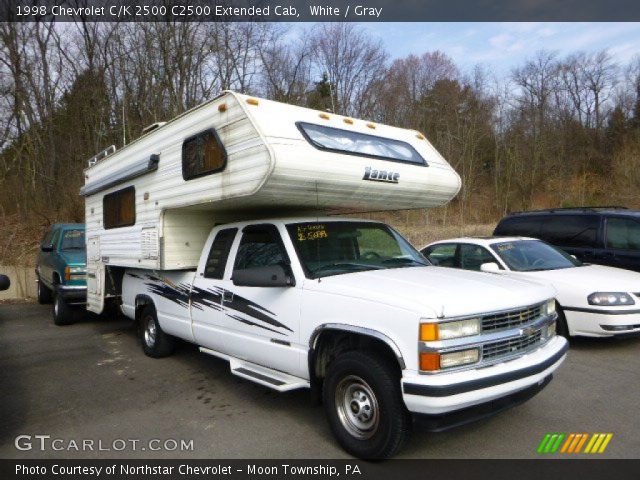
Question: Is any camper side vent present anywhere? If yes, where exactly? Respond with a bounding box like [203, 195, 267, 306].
[141, 227, 159, 260]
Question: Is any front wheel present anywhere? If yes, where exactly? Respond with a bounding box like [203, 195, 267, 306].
[556, 306, 570, 338]
[323, 351, 411, 459]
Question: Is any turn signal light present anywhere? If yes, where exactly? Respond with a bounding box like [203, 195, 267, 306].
[420, 323, 439, 341]
[420, 352, 440, 371]
[246, 98, 259, 106]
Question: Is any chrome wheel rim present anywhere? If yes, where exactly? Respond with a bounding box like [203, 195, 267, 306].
[335, 375, 379, 440]
[144, 316, 156, 347]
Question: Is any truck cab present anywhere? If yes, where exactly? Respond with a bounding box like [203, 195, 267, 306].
[36, 223, 87, 325]
[121, 217, 568, 459]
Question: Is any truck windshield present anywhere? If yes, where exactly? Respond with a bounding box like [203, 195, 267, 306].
[60, 230, 85, 251]
[490, 240, 582, 272]
[286, 221, 429, 278]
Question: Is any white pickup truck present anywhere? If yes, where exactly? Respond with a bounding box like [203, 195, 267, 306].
[121, 217, 568, 458]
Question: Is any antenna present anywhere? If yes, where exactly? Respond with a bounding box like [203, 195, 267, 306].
[122, 91, 127, 146]
[326, 71, 336, 114]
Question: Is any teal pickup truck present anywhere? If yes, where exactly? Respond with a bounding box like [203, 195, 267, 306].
[36, 223, 86, 325]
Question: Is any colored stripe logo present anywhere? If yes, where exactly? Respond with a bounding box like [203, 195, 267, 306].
[537, 433, 613, 454]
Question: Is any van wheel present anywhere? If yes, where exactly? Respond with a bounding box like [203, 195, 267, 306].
[323, 351, 411, 459]
[556, 307, 570, 338]
[37, 278, 53, 304]
[139, 305, 175, 358]
[53, 291, 76, 326]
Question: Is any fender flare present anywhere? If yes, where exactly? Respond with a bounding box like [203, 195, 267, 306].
[309, 323, 406, 370]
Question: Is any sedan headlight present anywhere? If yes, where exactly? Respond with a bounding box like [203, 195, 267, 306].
[420, 318, 480, 341]
[587, 292, 635, 306]
[545, 299, 556, 316]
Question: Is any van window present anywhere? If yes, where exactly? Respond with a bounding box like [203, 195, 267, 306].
[104, 187, 136, 229]
[297, 122, 426, 165]
[60, 230, 85, 251]
[182, 129, 227, 180]
[540, 215, 599, 247]
[204, 228, 237, 279]
[494, 216, 544, 237]
[606, 218, 640, 251]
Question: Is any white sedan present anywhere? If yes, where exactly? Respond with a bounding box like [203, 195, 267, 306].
[421, 237, 640, 338]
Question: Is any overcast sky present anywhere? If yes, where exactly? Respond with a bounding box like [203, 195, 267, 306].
[353, 22, 640, 74]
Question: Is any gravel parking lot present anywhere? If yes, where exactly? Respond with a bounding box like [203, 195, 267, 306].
[1, 303, 638, 459]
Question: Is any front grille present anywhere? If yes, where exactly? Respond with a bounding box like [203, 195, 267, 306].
[481, 304, 544, 332]
[482, 329, 543, 360]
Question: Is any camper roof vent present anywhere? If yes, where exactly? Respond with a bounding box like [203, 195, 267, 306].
[142, 122, 167, 135]
[87, 145, 116, 167]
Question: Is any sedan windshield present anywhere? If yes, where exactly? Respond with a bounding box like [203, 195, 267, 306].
[490, 240, 582, 272]
[60, 230, 85, 251]
[286, 221, 429, 278]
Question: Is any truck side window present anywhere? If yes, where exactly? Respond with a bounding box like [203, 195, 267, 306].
[606, 218, 640, 251]
[182, 129, 227, 180]
[204, 228, 238, 279]
[234, 227, 288, 270]
[495, 216, 543, 237]
[103, 186, 136, 229]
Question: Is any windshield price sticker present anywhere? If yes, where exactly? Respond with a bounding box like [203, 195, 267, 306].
[497, 243, 515, 251]
[297, 224, 328, 241]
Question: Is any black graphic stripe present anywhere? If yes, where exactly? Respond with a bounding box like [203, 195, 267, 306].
[225, 314, 285, 335]
[133, 274, 291, 335]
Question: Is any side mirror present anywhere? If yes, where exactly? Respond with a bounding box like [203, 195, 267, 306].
[41, 244, 54, 252]
[232, 265, 295, 287]
[0, 274, 10, 291]
[480, 262, 501, 273]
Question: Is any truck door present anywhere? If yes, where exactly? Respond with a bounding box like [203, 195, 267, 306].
[191, 228, 239, 353]
[213, 224, 303, 376]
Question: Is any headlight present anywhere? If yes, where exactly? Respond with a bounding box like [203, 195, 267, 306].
[545, 299, 556, 315]
[440, 348, 480, 368]
[546, 321, 556, 338]
[65, 266, 86, 281]
[419, 348, 480, 371]
[420, 318, 480, 341]
[587, 292, 635, 306]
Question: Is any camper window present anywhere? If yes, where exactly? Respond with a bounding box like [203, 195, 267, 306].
[103, 186, 136, 229]
[182, 129, 227, 180]
[297, 122, 426, 166]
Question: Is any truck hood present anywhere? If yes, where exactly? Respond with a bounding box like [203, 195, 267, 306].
[59, 250, 86, 266]
[304, 266, 556, 318]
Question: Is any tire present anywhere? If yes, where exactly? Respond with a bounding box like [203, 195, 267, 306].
[323, 350, 411, 459]
[37, 277, 53, 304]
[139, 305, 175, 358]
[52, 290, 76, 326]
[556, 306, 570, 338]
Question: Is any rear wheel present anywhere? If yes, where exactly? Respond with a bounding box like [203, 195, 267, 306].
[139, 305, 175, 358]
[37, 277, 52, 304]
[323, 351, 411, 459]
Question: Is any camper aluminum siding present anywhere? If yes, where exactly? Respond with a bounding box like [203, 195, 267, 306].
[83, 91, 461, 310]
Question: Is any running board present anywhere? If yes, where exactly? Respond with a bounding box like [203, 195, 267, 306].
[199, 347, 309, 392]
